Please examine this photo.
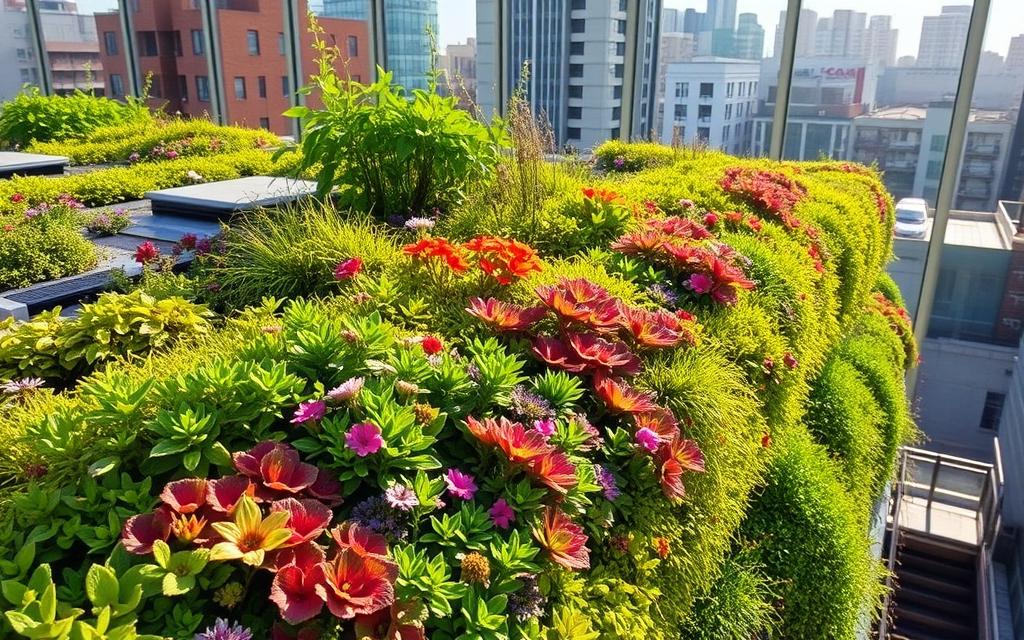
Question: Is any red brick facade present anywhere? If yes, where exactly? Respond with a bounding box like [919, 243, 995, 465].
[95, 0, 367, 135]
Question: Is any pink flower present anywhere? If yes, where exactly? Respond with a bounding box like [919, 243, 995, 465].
[635, 427, 660, 453]
[489, 499, 515, 529]
[384, 485, 419, 511]
[688, 273, 714, 295]
[10, 193, 24, 203]
[291, 399, 326, 425]
[445, 469, 477, 500]
[121, 508, 172, 555]
[421, 335, 443, 355]
[346, 423, 384, 457]
[533, 418, 556, 439]
[334, 257, 363, 280]
[783, 352, 798, 369]
[703, 212, 718, 226]
[325, 377, 364, 404]
[134, 241, 160, 264]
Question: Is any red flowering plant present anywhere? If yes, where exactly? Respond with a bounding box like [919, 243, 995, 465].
[402, 234, 543, 295]
[719, 167, 807, 230]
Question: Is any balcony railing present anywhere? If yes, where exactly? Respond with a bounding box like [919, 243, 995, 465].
[966, 144, 1000, 156]
[964, 165, 994, 178]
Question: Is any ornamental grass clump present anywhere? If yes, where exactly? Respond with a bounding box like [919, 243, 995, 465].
[0, 136, 914, 640]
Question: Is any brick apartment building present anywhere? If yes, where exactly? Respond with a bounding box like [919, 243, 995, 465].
[95, 0, 368, 135]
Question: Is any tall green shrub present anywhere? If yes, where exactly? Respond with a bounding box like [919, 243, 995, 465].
[0, 88, 150, 147]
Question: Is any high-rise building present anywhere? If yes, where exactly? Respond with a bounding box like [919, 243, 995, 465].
[979, 50, 1005, 75]
[705, 0, 735, 31]
[322, 0, 437, 91]
[1, 0, 104, 101]
[654, 31, 695, 134]
[814, 17, 832, 56]
[730, 13, 763, 61]
[681, 8, 703, 34]
[1007, 34, 1024, 74]
[916, 5, 971, 68]
[773, 9, 817, 59]
[660, 58, 759, 156]
[864, 15, 898, 69]
[827, 10, 866, 58]
[439, 37, 476, 108]
[95, 0, 368, 135]
[475, 0, 661, 150]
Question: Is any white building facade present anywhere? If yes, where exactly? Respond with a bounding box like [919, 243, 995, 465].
[660, 58, 758, 155]
[916, 5, 971, 69]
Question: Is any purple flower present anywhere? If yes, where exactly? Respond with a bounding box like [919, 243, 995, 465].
[351, 495, 410, 539]
[325, 376, 364, 404]
[1, 378, 45, 395]
[533, 418, 556, 439]
[507, 575, 545, 621]
[290, 399, 326, 424]
[679, 198, 695, 210]
[635, 427, 660, 453]
[128, 152, 141, 163]
[647, 283, 679, 307]
[384, 484, 419, 511]
[595, 465, 620, 501]
[489, 498, 515, 529]
[445, 469, 477, 500]
[194, 619, 252, 640]
[346, 422, 384, 456]
[509, 385, 552, 420]
[613, 155, 625, 169]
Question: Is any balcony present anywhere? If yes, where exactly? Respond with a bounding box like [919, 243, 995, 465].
[889, 139, 921, 150]
[885, 160, 916, 172]
[965, 144, 1000, 157]
[963, 164, 994, 178]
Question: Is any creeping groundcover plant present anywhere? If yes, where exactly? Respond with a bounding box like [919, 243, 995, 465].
[0, 51, 914, 639]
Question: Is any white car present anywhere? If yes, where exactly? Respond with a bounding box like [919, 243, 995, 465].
[894, 198, 929, 239]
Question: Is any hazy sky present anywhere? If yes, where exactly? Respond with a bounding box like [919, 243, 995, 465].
[74, 0, 1022, 61]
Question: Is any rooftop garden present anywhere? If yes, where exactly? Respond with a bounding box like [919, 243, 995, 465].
[0, 40, 915, 640]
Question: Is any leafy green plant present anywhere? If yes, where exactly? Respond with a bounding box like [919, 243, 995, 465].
[0, 202, 96, 290]
[284, 16, 507, 220]
[0, 87, 150, 147]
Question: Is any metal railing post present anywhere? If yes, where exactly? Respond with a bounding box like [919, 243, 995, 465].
[283, 0, 305, 141]
[25, 0, 53, 96]
[768, 0, 801, 160]
[198, 0, 228, 125]
[116, 0, 143, 98]
[908, 0, 992, 396]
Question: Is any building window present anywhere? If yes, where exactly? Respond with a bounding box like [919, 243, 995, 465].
[611, 127, 620, 138]
[674, 104, 686, 119]
[109, 73, 124, 97]
[618, 0, 626, 10]
[571, 0, 585, 9]
[246, 30, 260, 55]
[675, 82, 688, 98]
[570, 41, 584, 55]
[726, 82, 734, 98]
[722, 124, 730, 140]
[234, 76, 247, 99]
[931, 135, 947, 152]
[613, 85, 622, 99]
[615, 41, 625, 56]
[568, 106, 582, 119]
[257, 76, 267, 98]
[103, 31, 118, 55]
[611, 106, 621, 120]
[177, 75, 188, 101]
[698, 104, 711, 120]
[196, 75, 210, 102]
[149, 75, 163, 98]
[172, 31, 182, 57]
[569, 64, 583, 78]
[617, 20, 626, 34]
[278, 32, 285, 55]
[138, 31, 158, 56]
[570, 19, 585, 33]
[697, 127, 710, 142]
[191, 29, 204, 55]
[281, 75, 290, 96]
[614, 64, 623, 78]
[739, 83, 745, 97]
[567, 127, 581, 140]
[259, 117, 270, 130]
[347, 35, 358, 57]
[979, 392, 1006, 431]
[699, 82, 713, 98]
[926, 160, 943, 180]
[568, 84, 583, 98]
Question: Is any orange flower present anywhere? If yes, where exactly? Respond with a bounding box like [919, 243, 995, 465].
[582, 186, 623, 204]
[466, 297, 547, 332]
[463, 235, 543, 285]
[535, 278, 622, 330]
[526, 450, 578, 494]
[593, 374, 658, 414]
[654, 436, 705, 502]
[402, 237, 470, 272]
[532, 507, 590, 570]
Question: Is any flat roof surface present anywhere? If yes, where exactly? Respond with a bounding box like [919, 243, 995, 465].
[0, 151, 68, 169]
[146, 176, 318, 210]
[897, 212, 1011, 250]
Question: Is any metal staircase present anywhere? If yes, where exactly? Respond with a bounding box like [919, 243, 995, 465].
[878, 446, 1004, 640]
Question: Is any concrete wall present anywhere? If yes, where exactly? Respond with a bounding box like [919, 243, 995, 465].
[914, 337, 1016, 461]
[890, 234, 927, 318]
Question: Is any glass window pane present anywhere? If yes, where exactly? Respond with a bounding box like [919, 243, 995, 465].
[657, 0, 781, 155]
[31, 0, 120, 99]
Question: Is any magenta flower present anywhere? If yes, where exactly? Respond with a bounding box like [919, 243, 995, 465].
[688, 273, 714, 295]
[384, 485, 419, 511]
[489, 498, 515, 529]
[445, 469, 478, 500]
[334, 257, 363, 280]
[325, 377, 364, 404]
[291, 399, 326, 425]
[346, 422, 384, 457]
[635, 427, 660, 453]
[533, 418, 556, 439]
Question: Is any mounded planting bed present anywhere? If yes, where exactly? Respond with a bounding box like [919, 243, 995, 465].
[0, 75, 914, 640]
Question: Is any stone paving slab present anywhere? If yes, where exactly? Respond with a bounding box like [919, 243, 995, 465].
[121, 216, 221, 243]
[0, 151, 68, 178]
[146, 176, 317, 218]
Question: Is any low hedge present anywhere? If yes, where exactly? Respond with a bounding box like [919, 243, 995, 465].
[28, 119, 280, 166]
[0, 141, 913, 639]
[0, 204, 96, 290]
